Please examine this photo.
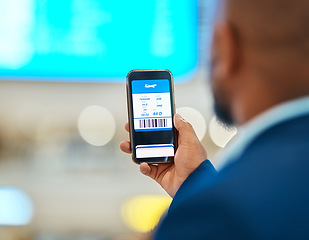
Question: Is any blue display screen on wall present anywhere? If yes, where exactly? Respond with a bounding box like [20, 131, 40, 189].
[0, 0, 198, 82]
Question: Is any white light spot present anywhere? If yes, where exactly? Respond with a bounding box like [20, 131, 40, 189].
[0, 187, 33, 226]
[176, 107, 207, 140]
[78, 106, 116, 146]
[0, 0, 34, 69]
[209, 116, 237, 148]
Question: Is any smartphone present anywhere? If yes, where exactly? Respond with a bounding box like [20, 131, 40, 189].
[126, 69, 178, 164]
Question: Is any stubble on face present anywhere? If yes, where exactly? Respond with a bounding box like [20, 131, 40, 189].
[213, 93, 234, 127]
[210, 45, 235, 127]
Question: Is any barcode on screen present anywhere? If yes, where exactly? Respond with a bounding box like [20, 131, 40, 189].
[139, 118, 168, 128]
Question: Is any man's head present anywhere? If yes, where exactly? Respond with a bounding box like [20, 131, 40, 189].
[210, 0, 309, 126]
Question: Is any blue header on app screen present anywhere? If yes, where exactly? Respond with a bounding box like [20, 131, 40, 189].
[132, 80, 170, 94]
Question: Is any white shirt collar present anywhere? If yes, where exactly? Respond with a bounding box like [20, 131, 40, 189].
[216, 96, 309, 170]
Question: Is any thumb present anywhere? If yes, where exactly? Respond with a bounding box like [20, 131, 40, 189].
[174, 114, 197, 139]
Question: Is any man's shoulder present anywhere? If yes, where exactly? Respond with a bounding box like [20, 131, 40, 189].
[156, 114, 309, 240]
[209, 113, 309, 215]
[180, 113, 309, 200]
[246, 112, 309, 154]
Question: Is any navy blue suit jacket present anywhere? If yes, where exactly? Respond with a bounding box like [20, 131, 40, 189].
[154, 114, 309, 240]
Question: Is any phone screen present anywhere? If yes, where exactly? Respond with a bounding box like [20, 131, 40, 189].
[127, 70, 177, 163]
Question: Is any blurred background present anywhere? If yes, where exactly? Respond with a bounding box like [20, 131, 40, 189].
[0, 0, 237, 239]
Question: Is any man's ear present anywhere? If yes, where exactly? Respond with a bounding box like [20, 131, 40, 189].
[211, 22, 239, 81]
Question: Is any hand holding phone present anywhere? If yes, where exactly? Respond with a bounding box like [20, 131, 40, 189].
[123, 69, 208, 197]
[126, 70, 178, 164]
[120, 114, 208, 198]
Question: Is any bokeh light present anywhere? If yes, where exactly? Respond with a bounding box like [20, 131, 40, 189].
[176, 107, 207, 140]
[0, 187, 33, 226]
[122, 195, 172, 233]
[78, 105, 116, 146]
[209, 116, 237, 148]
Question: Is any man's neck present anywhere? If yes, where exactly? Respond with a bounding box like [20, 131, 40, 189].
[233, 84, 309, 126]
